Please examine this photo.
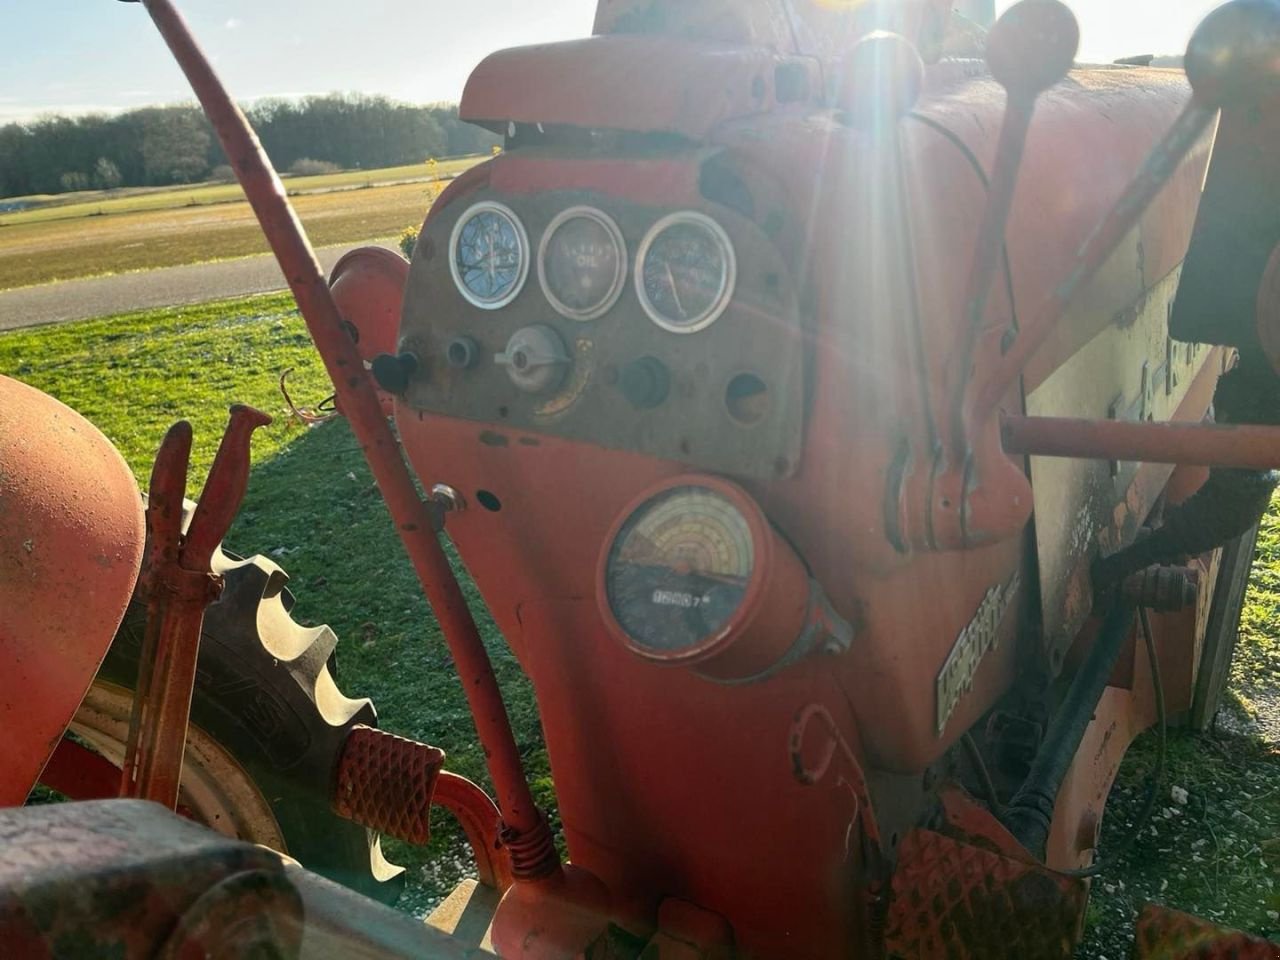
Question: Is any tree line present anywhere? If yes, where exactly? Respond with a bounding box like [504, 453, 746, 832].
[0, 95, 500, 199]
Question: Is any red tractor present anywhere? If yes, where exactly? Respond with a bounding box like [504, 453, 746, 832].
[4, 0, 1280, 956]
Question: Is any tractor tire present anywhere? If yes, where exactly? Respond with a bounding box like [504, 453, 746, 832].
[1189, 523, 1262, 731]
[70, 548, 404, 904]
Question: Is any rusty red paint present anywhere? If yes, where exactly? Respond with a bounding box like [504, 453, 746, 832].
[433, 771, 513, 892]
[37, 738, 123, 804]
[333, 725, 445, 848]
[1133, 905, 1280, 959]
[120, 407, 269, 810]
[0, 376, 144, 807]
[328, 246, 410, 417]
[884, 827, 1088, 960]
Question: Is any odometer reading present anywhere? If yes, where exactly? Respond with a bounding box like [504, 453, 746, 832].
[538, 207, 627, 321]
[603, 485, 755, 655]
[636, 211, 736, 334]
[449, 201, 529, 310]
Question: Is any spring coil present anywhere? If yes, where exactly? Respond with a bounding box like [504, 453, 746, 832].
[501, 815, 560, 881]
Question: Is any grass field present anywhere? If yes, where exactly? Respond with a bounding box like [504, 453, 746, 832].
[2, 293, 1277, 945]
[0, 157, 482, 226]
[0, 158, 482, 291]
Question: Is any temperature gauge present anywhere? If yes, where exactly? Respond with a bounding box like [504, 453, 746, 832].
[599, 475, 844, 682]
[538, 207, 627, 321]
[636, 211, 737, 334]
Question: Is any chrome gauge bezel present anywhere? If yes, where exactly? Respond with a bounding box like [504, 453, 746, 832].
[634, 210, 737, 335]
[537, 206, 629, 322]
[449, 200, 531, 311]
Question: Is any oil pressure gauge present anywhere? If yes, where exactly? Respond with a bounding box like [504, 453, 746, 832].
[538, 206, 627, 321]
[598, 476, 852, 683]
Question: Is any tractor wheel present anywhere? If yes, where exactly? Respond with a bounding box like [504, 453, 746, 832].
[67, 549, 404, 904]
[1189, 523, 1262, 731]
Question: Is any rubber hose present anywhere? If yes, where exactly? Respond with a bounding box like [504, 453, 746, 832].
[1001, 601, 1136, 858]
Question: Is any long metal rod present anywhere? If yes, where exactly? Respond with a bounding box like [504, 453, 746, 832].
[134, 0, 547, 843]
[1001, 413, 1280, 469]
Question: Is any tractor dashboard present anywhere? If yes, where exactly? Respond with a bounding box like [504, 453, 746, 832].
[398, 154, 807, 480]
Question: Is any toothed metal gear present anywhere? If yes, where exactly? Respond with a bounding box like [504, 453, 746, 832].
[81, 547, 405, 904]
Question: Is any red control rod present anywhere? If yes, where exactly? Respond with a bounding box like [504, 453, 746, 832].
[1001, 413, 1280, 470]
[131, 0, 551, 856]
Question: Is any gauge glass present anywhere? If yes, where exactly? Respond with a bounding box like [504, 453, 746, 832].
[604, 485, 756, 656]
[450, 202, 529, 310]
[539, 207, 627, 321]
[636, 212, 736, 334]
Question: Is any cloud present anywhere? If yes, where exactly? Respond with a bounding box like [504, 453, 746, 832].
[225, 18, 242, 29]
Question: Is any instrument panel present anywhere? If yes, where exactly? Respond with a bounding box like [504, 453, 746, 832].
[399, 183, 807, 480]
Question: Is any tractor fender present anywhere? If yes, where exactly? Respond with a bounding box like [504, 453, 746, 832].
[0, 375, 144, 805]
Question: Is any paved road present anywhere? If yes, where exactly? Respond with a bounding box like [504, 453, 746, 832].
[0, 239, 398, 332]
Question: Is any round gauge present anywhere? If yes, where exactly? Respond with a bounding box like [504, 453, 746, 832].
[601, 480, 764, 661]
[449, 201, 530, 310]
[635, 211, 737, 334]
[538, 207, 627, 321]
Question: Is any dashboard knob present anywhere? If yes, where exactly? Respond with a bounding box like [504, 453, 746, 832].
[495, 325, 571, 394]
[370, 351, 419, 395]
[619, 357, 671, 410]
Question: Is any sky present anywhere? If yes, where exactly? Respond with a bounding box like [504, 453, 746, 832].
[0, 1, 1227, 124]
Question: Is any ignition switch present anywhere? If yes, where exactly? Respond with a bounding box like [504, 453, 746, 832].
[495, 325, 571, 394]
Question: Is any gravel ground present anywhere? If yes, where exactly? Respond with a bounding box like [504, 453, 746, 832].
[1077, 677, 1280, 957]
[0, 239, 396, 332]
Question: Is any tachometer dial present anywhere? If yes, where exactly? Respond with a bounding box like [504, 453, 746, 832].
[604, 483, 756, 656]
[601, 477, 843, 682]
[449, 201, 530, 310]
[636, 212, 736, 334]
[538, 207, 627, 321]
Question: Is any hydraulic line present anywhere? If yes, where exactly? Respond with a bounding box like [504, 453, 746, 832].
[1001, 601, 1136, 858]
[1061, 607, 1167, 878]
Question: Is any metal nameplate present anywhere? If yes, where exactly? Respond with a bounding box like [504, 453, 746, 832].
[936, 573, 1021, 735]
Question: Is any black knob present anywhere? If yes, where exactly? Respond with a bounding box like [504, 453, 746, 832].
[446, 336, 480, 370]
[619, 357, 670, 410]
[371, 352, 419, 394]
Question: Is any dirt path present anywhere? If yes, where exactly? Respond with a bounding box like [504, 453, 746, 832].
[0, 239, 397, 332]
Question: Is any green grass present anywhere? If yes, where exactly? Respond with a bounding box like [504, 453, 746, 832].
[0, 157, 481, 227]
[4, 293, 1279, 937]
